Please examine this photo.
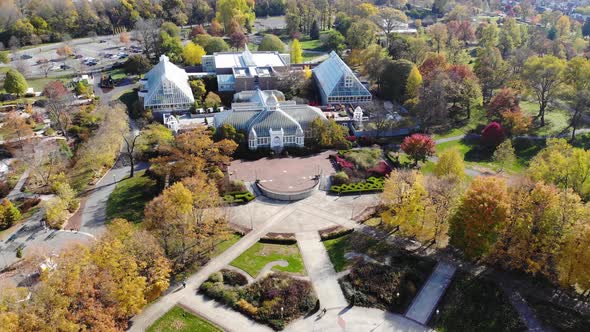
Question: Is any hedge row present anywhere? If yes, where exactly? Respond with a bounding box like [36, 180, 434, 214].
[330, 177, 385, 194]
[319, 226, 354, 241]
[222, 191, 255, 204]
[260, 232, 297, 245]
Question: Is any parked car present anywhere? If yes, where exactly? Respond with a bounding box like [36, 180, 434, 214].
[20, 54, 32, 59]
[99, 40, 107, 43]
[60, 64, 71, 70]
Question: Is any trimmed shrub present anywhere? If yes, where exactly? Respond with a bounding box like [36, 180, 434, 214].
[330, 177, 385, 194]
[223, 191, 256, 204]
[208, 271, 223, 283]
[260, 232, 297, 245]
[320, 226, 354, 241]
[221, 269, 248, 286]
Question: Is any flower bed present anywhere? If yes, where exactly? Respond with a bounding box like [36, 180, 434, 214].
[200, 273, 317, 330]
[329, 177, 384, 194]
[222, 191, 255, 204]
[340, 258, 435, 313]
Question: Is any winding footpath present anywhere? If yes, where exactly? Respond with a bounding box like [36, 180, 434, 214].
[127, 206, 296, 331]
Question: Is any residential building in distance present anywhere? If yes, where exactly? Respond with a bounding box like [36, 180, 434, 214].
[138, 55, 195, 119]
[202, 46, 290, 92]
[214, 89, 327, 152]
[313, 51, 372, 105]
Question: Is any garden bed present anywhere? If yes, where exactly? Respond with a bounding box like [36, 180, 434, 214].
[340, 257, 436, 313]
[200, 273, 317, 330]
[429, 272, 527, 332]
[229, 242, 305, 278]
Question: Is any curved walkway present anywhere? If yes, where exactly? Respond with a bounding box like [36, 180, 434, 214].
[127, 205, 296, 331]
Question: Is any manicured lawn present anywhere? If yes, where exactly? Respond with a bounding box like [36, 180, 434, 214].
[107, 68, 127, 80]
[521, 100, 570, 136]
[429, 272, 527, 332]
[323, 233, 384, 272]
[147, 306, 221, 332]
[230, 242, 305, 277]
[106, 170, 159, 223]
[117, 89, 138, 108]
[434, 137, 545, 174]
[431, 106, 487, 140]
[210, 233, 241, 258]
[299, 38, 323, 51]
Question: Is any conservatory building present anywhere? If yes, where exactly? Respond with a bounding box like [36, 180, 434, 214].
[138, 55, 195, 118]
[313, 51, 372, 105]
[214, 89, 327, 152]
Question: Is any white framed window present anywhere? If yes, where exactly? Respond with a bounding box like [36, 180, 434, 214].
[344, 75, 354, 88]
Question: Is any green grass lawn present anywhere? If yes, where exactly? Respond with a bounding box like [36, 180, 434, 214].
[434, 137, 545, 174]
[431, 106, 487, 140]
[429, 272, 526, 332]
[107, 68, 127, 81]
[106, 170, 159, 223]
[147, 306, 222, 332]
[210, 233, 241, 258]
[299, 38, 323, 51]
[230, 242, 305, 277]
[323, 233, 383, 272]
[521, 101, 570, 136]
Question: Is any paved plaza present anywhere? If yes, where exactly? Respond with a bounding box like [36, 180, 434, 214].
[229, 151, 336, 192]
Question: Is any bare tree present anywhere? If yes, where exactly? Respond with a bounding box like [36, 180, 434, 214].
[122, 129, 142, 178]
[134, 18, 161, 59]
[38, 59, 52, 78]
[44, 85, 74, 140]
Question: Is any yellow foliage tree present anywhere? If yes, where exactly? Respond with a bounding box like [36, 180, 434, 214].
[290, 39, 303, 64]
[182, 41, 206, 66]
[433, 148, 464, 179]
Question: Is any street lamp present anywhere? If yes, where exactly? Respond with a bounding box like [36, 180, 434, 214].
[281, 307, 284, 319]
[112, 174, 116, 184]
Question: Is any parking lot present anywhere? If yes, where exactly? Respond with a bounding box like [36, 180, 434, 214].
[4, 33, 141, 78]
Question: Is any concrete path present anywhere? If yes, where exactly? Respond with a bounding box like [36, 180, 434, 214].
[285, 306, 432, 332]
[296, 231, 348, 309]
[179, 294, 273, 332]
[6, 168, 30, 200]
[405, 262, 456, 324]
[127, 205, 296, 331]
[79, 162, 148, 236]
[502, 284, 552, 332]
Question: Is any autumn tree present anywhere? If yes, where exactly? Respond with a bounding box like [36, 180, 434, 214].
[150, 127, 237, 184]
[481, 122, 505, 148]
[493, 139, 516, 172]
[487, 88, 520, 120]
[557, 220, 590, 292]
[43, 80, 74, 140]
[528, 138, 590, 199]
[216, 0, 255, 32]
[474, 46, 509, 103]
[428, 23, 448, 54]
[433, 148, 464, 179]
[182, 41, 206, 66]
[119, 31, 131, 45]
[563, 56, 590, 140]
[144, 177, 229, 272]
[3, 111, 33, 146]
[405, 65, 422, 103]
[522, 55, 566, 127]
[136, 123, 174, 159]
[290, 39, 303, 64]
[373, 7, 407, 47]
[449, 176, 510, 259]
[401, 134, 435, 166]
[383, 170, 461, 247]
[204, 92, 222, 109]
[309, 118, 350, 149]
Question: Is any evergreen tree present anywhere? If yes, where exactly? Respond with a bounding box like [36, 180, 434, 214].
[310, 20, 320, 40]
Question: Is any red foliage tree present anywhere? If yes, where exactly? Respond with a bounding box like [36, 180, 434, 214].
[481, 122, 505, 147]
[401, 134, 436, 165]
[208, 20, 223, 36]
[190, 25, 207, 38]
[487, 88, 520, 120]
[42, 80, 68, 99]
[419, 53, 449, 79]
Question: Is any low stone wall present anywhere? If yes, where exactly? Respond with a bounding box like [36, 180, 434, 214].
[256, 180, 319, 201]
